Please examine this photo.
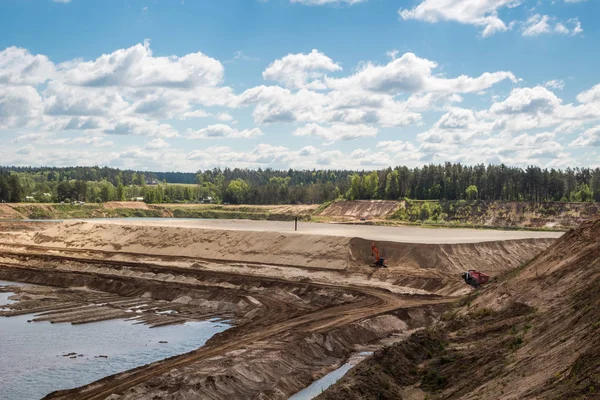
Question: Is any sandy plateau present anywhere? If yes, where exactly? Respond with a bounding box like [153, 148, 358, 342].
[0, 220, 558, 399]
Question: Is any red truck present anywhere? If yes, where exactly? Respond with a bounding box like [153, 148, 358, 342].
[462, 270, 489, 288]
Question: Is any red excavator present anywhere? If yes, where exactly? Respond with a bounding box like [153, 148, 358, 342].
[370, 242, 387, 268]
[462, 270, 489, 288]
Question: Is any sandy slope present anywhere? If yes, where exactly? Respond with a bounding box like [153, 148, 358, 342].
[79, 218, 562, 243]
[319, 200, 400, 219]
[320, 217, 600, 400]
[29, 221, 556, 296]
[102, 201, 150, 210]
[0, 220, 562, 399]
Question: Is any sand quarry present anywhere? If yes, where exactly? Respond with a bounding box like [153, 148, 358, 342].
[0, 219, 562, 399]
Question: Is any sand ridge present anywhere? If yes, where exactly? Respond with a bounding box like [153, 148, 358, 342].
[30, 221, 556, 296]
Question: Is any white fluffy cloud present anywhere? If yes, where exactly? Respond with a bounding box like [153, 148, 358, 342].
[571, 126, 600, 147]
[0, 86, 44, 129]
[43, 81, 129, 117]
[399, 0, 519, 37]
[0, 42, 234, 140]
[62, 40, 224, 88]
[523, 14, 552, 36]
[1, 40, 599, 171]
[293, 123, 377, 143]
[146, 138, 170, 149]
[0, 47, 55, 85]
[263, 49, 342, 90]
[325, 53, 516, 94]
[417, 107, 492, 144]
[399, 0, 584, 38]
[490, 86, 561, 115]
[522, 15, 582, 37]
[187, 124, 263, 139]
[104, 117, 179, 138]
[576, 84, 600, 104]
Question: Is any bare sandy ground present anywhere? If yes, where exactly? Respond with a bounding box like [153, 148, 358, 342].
[83, 218, 563, 244]
[0, 220, 560, 399]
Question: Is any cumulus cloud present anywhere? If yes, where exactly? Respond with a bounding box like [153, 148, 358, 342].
[293, 123, 377, 143]
[576, 84, 600, 104]
[325, 53, 516, 95]
[399, 0, 584, 39]
[104, 118, 179, 138]
[416, 108, 492, 145]
[490, 86, 561, 115]
[399, 0, 520, 37]
[571, 126, 600, 147]
[43, 81, 129, 117]
[146, 138, 170, 149]
[187, 143, 291, 167]
[62, 40, 224, 88]
[187, 124, 263, 139]
[0, 42, 240, 140]
[0, 47, 55, 85]
[0, 86, 43, 129]
[182, 109, 211, 119]
[235, 52, 513, 134]
[263, 49, 342, 90]
[1, 39, 599, 170]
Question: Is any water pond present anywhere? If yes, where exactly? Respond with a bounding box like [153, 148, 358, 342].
[0, 281, 229, 400]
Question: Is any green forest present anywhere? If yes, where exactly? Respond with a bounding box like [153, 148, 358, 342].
[1, 164, 600, 204]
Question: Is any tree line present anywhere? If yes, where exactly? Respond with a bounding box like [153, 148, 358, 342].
[1, 164, 600, 204]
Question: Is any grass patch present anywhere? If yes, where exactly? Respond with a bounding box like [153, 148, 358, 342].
[421, 369, 448, 391]
[509, 336, 523, 351]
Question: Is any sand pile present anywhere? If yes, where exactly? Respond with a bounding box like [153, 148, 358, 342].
[322, 218, 600, 399]
[31, 221, 553, 294]
[0, 204, 23, 219]
[318, 200, 400, 219]
[33, 221, 353, 270]
[101, 201, 151, 210]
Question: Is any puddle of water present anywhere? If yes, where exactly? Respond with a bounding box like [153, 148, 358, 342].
[0, 292, 15, 306]
[0, 280, 25, 307]
[288, 364, 354, 400]
[288, 352, 373, 400]
[0, 281, 229, 400]
[0, 280, 27, 287]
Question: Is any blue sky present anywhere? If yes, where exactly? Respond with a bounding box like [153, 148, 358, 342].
[1, 0, 599, 172]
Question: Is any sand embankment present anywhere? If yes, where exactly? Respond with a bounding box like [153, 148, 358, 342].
[320, 218, 600, 400]
[31, 221, 555, 289]
[33, 221, 353, 270]
[82, 219, 562, 243]
[319, 200, 400, 219]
